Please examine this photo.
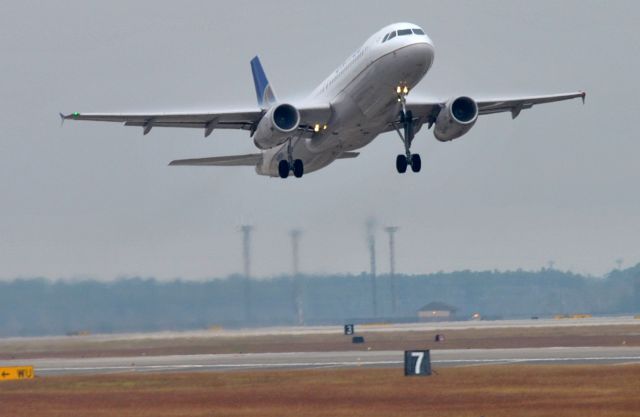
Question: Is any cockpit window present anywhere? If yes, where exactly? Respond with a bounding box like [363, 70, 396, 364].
[398, 29, 412, 36]
[387, 31, 397, 40]
[412, 28, 425, 35]
[382, 33, 389, 43]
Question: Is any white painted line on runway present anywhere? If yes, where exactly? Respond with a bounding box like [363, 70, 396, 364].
[36, 361, 403, 373]
[35, 356, 640, 374]
[433, 356, 640, 364]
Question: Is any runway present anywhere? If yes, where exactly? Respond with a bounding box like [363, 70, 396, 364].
[2, 315, 637, 345]
[11, 346, 640, 376]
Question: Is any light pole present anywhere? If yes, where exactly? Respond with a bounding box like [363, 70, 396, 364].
[385, 226, 399, 314]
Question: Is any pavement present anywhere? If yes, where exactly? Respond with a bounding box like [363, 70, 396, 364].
[6, 346, 640, 376]
[2, 315, 638, 345]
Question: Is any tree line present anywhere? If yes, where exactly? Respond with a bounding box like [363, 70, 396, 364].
[0, 265, 638, 337]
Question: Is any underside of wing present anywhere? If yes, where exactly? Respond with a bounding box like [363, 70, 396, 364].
[60, 103, 332, 139]
[379, 102, 441, 134]
[169, 154, 262, 167]
[61, 109, 264, 137]
[386, 91, 586, 133]
[476, 91, 586, 119]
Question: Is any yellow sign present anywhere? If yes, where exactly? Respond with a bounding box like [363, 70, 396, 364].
[0, 366, 34, 381]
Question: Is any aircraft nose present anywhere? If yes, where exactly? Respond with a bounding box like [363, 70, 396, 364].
[409, 41, 435, 71]
[387, 40, 435, 86]
[424, 33, 434, 48]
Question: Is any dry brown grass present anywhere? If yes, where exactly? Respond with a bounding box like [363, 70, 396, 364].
[2, 365, 639, 417]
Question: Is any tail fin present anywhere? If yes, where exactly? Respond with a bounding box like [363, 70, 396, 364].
[250, 56, 277, 108]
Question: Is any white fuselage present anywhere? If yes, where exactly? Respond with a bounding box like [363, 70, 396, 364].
[256, 23, 435, 176]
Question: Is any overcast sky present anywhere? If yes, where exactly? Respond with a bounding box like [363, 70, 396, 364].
[0, 1, 638, 280]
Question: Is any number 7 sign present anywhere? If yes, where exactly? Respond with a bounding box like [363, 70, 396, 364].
[404, 350, 431, 376]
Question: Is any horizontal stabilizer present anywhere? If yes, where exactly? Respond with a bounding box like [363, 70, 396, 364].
[337, 152, 360, 159]
[169, 154, 262, 167]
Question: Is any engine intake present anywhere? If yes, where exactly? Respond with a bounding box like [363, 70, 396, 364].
[253, 104, 300, 149]
[254, 103, 301, 149]
[434, 96, 479, 142]
[273, 104, 299, 131]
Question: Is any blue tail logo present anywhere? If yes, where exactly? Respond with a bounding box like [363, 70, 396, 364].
[250, 56, 277, 108]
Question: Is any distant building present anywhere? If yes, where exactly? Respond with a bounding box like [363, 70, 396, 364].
[418, 302, 458, 321]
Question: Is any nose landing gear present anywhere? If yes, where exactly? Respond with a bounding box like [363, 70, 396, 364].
[393, 85, 421, 174]
[278, 139, 304, 179]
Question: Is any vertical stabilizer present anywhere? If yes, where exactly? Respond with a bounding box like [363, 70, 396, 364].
[250, 56, 277, 108]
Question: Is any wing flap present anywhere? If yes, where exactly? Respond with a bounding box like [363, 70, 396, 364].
[123, 121, 254, 130]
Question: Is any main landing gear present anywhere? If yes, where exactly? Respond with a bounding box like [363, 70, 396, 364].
[278, 139, 304, 179]
[393, 85, 421, 174]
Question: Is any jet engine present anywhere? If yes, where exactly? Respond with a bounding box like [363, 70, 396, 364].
[434, 96, 479, 142]
[253, 103, 300, 149]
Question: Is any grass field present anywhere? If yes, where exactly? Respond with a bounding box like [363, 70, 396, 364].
[2, 324, 639, 359]
[2, 364, 639, 417]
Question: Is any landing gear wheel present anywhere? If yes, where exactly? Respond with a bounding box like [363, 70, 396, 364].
[396, 154, 408, 174]
[292, 159, 304, 178]
[411, 154, 421, 173]
[278, 160, 290, 179]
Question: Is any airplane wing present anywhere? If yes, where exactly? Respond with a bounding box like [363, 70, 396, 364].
[404, 91, 586, 125]
[60, 104, 332, 138]
[169, 153, 262, 167]
[473, 91, 586, 119]
[60, 109, 262, 137]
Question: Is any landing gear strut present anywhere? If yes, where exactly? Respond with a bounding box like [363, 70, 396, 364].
[393, 85, 421, 174]
[278, 139, 304, 179]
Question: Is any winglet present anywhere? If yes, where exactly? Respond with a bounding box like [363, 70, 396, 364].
[250, 56, 277, 108]
[581, 91, 586, 104]
[59, 112, 65, 126]
[60, 112, 81, 124]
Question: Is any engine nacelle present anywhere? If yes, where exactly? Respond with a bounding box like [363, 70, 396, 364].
[434, 96, 479, 142]
[253, 103, 300, 150]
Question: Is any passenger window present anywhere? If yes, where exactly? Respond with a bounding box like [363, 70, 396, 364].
[388, 31, 397, 40]
[382, 33, 389, 43]
[412, 28, 425, 35]
[398, 29, 412, 36]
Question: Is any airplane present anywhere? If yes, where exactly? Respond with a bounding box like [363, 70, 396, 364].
[61, 22, 585, 179]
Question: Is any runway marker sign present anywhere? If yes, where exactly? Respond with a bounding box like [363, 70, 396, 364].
[344, 324, 355, 335]
[352, 336, 365, 344]
[404, 350, 431, 376]
[0, 366, 34, 381]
